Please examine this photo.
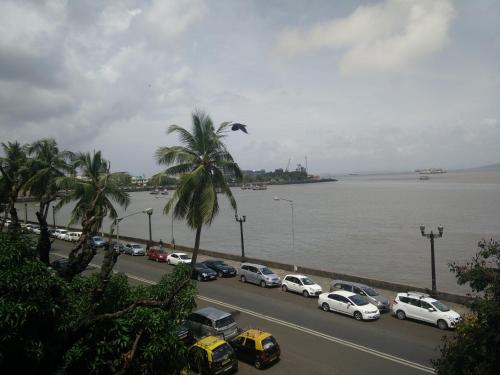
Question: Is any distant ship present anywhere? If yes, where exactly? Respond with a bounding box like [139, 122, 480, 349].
[419, 175, 430, 180]
[415, 168, 446, 174]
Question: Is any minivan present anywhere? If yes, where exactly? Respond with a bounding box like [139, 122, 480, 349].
[187, 307, 239, 341]
[330, 280, 390, 311]
[239, 262, 281, 288]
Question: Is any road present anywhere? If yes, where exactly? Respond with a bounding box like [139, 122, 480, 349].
[51, 240, 451, 374]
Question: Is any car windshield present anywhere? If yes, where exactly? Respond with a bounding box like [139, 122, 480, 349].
[432, 300, 450, 312]
[212, 343, 234, 362]
[211, 260, 225, 265]
[215, 315, 235, 328]
[262, 336, 277, 351]
[94, 237, 103, 241]
[261, 267, 274, 275]
[158, 249, 167, 254]
[348, 294, 369, 306]
[300, 277, 315, 285]
[132, 244, 142, 249]
[180, 254, 190, 260]
[362, 287, 378, 297]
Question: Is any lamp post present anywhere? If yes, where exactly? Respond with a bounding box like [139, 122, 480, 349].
[235, 213, 246, 259]
[274, 197, 294, 252]
[420, 224, 444, 295]
[52, 205, 56, 229]
[115, 208, 153, 252]
[145, 208, 153, 250]
[24, 203, 28, 224]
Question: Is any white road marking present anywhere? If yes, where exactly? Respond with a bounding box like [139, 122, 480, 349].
[52, 253, 435, 373]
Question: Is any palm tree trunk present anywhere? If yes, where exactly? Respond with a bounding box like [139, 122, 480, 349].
[36, 211, 51, 265]
[191, 226, 202, 266]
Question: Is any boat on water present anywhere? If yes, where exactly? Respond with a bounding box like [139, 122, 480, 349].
[419, 175, 430, 180]
[415, 168, 446, 174]
[252, 183, 267, 190]
[149, 189, 160, 195]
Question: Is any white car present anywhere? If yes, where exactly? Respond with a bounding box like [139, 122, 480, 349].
[167, 252, 192, 265]
[282, 274, 323, 297]
[66, 231, 82, 242]
[318, 290, 380, 321]
[54, 229, 69, 240]
[392, 291, 461, 330]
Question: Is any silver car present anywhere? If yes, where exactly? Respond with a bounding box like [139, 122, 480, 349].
[330, 280, 390, 311]
[239, 262, 281, 288]
[123, 243, 146, 256]
[187, 307, 239, 341]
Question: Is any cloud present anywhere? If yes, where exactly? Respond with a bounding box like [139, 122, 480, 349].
[277, 0, 455, 75]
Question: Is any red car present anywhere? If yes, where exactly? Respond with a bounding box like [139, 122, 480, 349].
[148, 246, 168, 262]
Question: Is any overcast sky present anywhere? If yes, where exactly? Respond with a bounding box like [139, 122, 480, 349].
[1, 0, 499, 176]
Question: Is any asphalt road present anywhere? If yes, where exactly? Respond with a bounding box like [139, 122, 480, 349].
[51, 240, 452, 374]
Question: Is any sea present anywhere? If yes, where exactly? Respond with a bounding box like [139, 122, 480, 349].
[20, 169, 500, 294]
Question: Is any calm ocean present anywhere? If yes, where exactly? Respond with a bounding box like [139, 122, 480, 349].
[22, 170, 500, 294]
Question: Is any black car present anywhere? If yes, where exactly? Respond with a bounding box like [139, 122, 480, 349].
[192, 263, 218, 281]
[176, 321, 193, 345]
[202, 259, 237, 278]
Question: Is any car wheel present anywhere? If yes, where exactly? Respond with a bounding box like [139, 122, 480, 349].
[354, 311, 363, 321]
[240, 275, 246, 283]
[302, 290, 309, 298]
[197, 274, 202, 282]
[167, 259, 171, 265]
[437, 319, 448, 330]
[218, 271, 223, 278]
[321, 303, 330, 312]
[254, 359, 262, 369]
[260, 280, 266, 288]
[281, 284, 288, 292]
[396, 310, 406, 320]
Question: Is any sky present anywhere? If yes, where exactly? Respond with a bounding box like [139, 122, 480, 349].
[0, 0, 499, 176]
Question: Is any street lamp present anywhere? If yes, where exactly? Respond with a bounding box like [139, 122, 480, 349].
[235, 213, 246, 259]
[115, 208, 153, 252]
[420, 224, 444, 295]
[52, 205, 56, 229]
[274, 197, 294, 252]
[24, 203, 28, 224]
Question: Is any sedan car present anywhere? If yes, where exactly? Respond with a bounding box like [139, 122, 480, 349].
[281, 274, 322, 297]
[318, 290, 380, 321]
[123, 243, 146, 256]
[148, 246, 168, 262]
[330, 280, 390, 312]
[192, 263, 217, 281]
[167, 252, 192, 265]
[202, 259, 237, 277]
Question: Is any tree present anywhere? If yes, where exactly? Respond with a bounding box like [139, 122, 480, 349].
[55, 151, 131, 279]
[0, 141, 31, 231]
[432, 239, 500, 374]
[24, 138, 74, 265]
[0, 231, 197, 374]
[155, 110, 242, 265]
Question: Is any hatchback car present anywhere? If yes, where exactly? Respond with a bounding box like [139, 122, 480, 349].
[147, 246, 168, 262]
[330, 280, 390, 312]
[188, 336, 238, 375]
[318, 290, 380, 321]
[202, 259, 237, 278]
[54, 229, 69, 240]
[239, 263, 281, 287]
[230, 329, 280, 369]
[392, 291, 461, 330]
[89, 236, 106, 248]
[187, 307, 239, 341]
[167, 252, 192, 265]
[282, 274, 322, 297]
[123, 243, 146, 256]
[192, 263, 218, 281]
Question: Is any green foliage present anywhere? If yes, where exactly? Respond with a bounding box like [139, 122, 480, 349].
[0, 232, 197, 374]
[433, 239, 500, 374]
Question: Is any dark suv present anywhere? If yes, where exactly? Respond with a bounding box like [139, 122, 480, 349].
[202, 259, 237, 278]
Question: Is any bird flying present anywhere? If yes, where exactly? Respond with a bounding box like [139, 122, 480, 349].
[230, 122, 248, 134]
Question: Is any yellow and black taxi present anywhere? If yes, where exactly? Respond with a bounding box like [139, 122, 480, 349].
[187, 336, 238, 374]
[229, 329, 280, 369]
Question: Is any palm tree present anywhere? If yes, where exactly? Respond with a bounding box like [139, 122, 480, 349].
[55, 150, 131, 278]
[24, 138, 74, 264]
[155, 110, 242, 265]
[0, 141, 30, 231]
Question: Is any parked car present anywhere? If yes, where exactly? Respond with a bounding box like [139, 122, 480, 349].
[54, 229, 69, 240]
[330, 280, 390, 311]
[202, 259, 237, 278]
[188, 336, 238, 375]
[148, 246, 168, 262]
[192, 263, 218, 281]
[66, 231, 82, 242]
[111, 239, 125, 253]
[123, 243, 146, 256]
[239, 262, 281, 287]
[187, 307, 240, 341]
[281, 274, 323, 297]
[177, 320, 193, 345]
[230, 329, 280, 369]
[318, 290, 380, 321]
[31, 225, 41, 234]
[167, 252, 192, 265]
[89, 236, 106, 248]
[48, 229, 57, 238]
[392, 291, 461, 330]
